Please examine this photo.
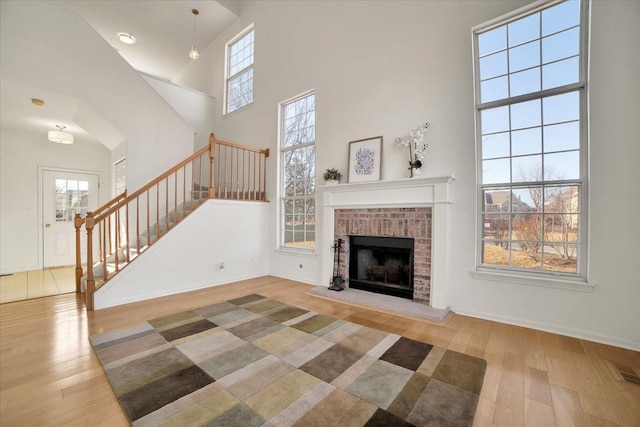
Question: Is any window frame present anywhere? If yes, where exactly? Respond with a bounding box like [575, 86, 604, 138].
[472, 0, 590, 282]
[278, 90, 317, 253]
[224, 24, 255, 116]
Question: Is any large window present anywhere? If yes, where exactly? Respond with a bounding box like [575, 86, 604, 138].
[474, 0, 588, 278]
[225, 26, 254, 114]
[280, 92, 316, 251]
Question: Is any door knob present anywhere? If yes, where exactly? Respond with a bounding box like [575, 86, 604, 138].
[45, 223, 51, 228]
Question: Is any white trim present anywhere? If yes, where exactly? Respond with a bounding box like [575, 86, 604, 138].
[224, 23, 255, 116]
[269, 272, 318, 287]
[453, 307, 639, 352]
[473, 0, 590, 280]
[275, 247, 317, 257]
[277, 90, 316, 252]
[470, 269, 594, 292]
[37, 166, 101, 269]
[321, 175, 455, 309]
[472, 0, 561, 33]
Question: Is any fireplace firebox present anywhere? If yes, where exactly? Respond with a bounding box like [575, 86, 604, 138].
[348, 236, 414, 299]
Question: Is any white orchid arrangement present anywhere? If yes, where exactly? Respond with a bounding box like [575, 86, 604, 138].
[395, 122, 430, 177]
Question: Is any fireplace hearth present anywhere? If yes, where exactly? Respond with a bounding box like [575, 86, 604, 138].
[349, 236, 414, 299]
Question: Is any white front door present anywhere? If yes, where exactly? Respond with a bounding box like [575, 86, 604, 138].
[42, 170, 99, 268]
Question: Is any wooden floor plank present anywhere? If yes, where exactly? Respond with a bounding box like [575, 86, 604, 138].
[1, 276, 639, 426]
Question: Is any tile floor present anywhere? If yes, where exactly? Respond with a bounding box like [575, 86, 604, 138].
[0, 266, 76, 303]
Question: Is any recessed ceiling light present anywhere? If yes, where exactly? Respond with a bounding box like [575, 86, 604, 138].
[117, 32, 136, 45]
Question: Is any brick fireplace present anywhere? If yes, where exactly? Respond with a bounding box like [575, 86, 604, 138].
[334, 208, 432, 304]
[320, 175, 454, 309]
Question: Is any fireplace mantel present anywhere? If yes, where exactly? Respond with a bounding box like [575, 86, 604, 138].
[320, 175, 455, 309]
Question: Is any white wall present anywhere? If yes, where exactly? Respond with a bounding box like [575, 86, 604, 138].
[0, 0, 195, 194]
[176, 0, 640, 350]
[0, 128, 112, 274]
[142, 74, 216, 151]
[94, 200, 269, 309]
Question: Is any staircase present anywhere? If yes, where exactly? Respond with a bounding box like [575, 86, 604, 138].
[74, 134, 270, 310]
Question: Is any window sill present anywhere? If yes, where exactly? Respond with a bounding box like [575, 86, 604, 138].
[275, 247, 317, 258]
[223, 101, 253, 119]
[470, 269, 594, 292]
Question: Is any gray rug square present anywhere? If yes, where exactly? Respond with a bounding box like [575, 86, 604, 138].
[345, 359, 414, 409]
[406, 378, 480, 427]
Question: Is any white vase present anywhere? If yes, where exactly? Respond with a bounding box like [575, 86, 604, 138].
[326, 179, 340, 186]
[411, 167, 422, 178]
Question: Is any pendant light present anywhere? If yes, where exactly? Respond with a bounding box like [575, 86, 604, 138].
[48, 125, 74, 144]
[189, 9, 200, 60]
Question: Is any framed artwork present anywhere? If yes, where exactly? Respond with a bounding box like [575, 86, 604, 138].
[348, 136, 382, 183]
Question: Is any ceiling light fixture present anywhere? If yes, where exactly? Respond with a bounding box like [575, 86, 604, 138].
[31, 98, 45, 106]
[48, 125, 74, 144]
[117, 32, 136, 45]
[189, 9, 200, 60]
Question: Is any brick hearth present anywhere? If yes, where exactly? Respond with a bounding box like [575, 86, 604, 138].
[334, 207, 432, 305]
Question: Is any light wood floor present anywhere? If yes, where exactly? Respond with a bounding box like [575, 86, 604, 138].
[1, 276, 638, 426]
[0, 266, 76, 304]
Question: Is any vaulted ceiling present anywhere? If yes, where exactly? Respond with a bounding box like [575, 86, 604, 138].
[0, 0, 239, 147]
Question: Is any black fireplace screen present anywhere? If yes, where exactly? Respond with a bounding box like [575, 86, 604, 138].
[349, 236, 414, 299]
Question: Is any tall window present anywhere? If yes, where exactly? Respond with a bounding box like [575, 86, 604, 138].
[225, 26, 254, 114]
[474, 0, 588, 278]
[280, 92, 316, 251]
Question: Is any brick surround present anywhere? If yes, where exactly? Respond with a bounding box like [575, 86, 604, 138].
[334, 208, 432, 305]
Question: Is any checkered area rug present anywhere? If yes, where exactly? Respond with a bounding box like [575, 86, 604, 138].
[90, 295, 486, 426]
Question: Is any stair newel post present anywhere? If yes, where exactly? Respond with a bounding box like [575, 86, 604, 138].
[263, 148, 270, 201]
[74, 214, 84, 294]
[209, 133, 216, 199]
[85, 212, 96, 311]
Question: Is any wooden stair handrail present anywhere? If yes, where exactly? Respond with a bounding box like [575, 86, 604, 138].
[215, 138, 270, 157]
[127, 146, 210, 202]
[92, 190, 127, 219]
[74, 190, 127, 292]
[79, 133, 270, 310]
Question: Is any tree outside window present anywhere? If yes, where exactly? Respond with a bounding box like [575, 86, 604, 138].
[280, 92, 316, 250]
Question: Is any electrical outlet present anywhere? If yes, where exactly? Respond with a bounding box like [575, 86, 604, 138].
[220, 262, 225, 269]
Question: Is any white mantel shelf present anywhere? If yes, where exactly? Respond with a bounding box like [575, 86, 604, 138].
[320, 174, 455, 310]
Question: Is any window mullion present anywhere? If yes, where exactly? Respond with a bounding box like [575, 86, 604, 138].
[478, 81, 586, 111]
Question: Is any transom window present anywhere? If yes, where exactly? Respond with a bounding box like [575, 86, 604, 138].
[279, 92, 316, 251]
[474, 0, 588, 277]
[225, 26, 254, 114]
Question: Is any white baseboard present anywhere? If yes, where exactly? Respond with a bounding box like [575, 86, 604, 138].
[94, 273, 267, 310]
[270, 273, 318, 287]
[453, 307, 640, 352]
[0, 264, 40, 275]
